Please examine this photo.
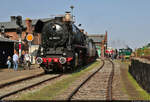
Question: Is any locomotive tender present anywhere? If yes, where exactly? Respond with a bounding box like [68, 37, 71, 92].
[35, 12, 97, 73]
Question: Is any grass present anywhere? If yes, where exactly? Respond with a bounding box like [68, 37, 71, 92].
[120, 60, 150, 100]
[127, 71, 150, 100]
[16, 61, 102, 100]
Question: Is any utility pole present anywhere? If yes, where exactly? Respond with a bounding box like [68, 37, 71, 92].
[70, 5, 74, 22]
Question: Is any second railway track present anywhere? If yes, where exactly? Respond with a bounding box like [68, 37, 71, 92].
[0, 73, 63, 100]
[0, 72, 45, 89]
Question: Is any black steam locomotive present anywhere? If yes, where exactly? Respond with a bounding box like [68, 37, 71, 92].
[35, 12, 97, 73]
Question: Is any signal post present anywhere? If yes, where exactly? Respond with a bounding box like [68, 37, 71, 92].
[26, 34, 34, 61]
[16, 16, 23, 57]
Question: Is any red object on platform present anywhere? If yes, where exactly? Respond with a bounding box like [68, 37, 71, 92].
[19, 44, 21, 49]
[105, 50, 109, 53]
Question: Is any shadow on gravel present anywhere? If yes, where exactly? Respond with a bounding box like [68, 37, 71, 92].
[46, 61, 95, 75]
[0, 65, 8, 72]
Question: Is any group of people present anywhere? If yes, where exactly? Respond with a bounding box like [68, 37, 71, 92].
[6, 51, 31, 71]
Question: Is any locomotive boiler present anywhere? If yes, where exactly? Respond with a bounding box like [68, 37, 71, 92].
[35, 12, 97, 73]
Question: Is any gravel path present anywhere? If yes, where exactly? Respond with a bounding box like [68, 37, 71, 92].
[112, 61, 129, 100]
[120, 61, 142, 100]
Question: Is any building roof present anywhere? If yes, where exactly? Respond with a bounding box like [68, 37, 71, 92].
[0, 21, 21, 29]
[0, 37, 18, 42]
[0, 18, 52, 30]
[88, 34, 105, 43]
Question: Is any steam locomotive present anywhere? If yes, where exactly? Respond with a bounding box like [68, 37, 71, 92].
[35, 12, 97, 73]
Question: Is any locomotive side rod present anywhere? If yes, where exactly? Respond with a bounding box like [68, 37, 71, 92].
[67, 59, 105, 100]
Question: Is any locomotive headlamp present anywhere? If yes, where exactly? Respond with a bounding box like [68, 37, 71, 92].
[63, 53, 66, 56]
[36, 57, 43, 64]
[59, 57, 66, 64]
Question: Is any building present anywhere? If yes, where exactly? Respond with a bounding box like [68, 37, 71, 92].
[0, 16, 52, 52]
[88, 31, 107, 57]
[0, 37, 18, 66]
[0, 16, 53, 63]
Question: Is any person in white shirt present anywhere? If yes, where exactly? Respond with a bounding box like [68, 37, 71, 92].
[13, 52, 19, 71]
[24, 51, 31, 69]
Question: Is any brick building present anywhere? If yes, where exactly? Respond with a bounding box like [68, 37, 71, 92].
[0, 37, 18, 66]
[88, 31, 107, 57]
[0, 16, 52, 53]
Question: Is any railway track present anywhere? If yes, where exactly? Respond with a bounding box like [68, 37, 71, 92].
[67, 59, 115, 100]
[0, 73, 63, 100]
[106, 59, 114, 100]
[0, 72, 45, 89]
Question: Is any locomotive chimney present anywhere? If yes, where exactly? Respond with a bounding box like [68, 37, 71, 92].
[64, 11, 72, 22]
[10, 16, 16, 22]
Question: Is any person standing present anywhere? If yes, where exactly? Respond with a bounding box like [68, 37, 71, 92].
[20, 53, 25, 69]
[13, 52, 19, 71]
[24, 51, 31, 69]
[7, 56, 11, 69]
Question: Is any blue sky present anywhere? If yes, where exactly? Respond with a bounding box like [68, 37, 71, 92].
[0, 0, 150, 50]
